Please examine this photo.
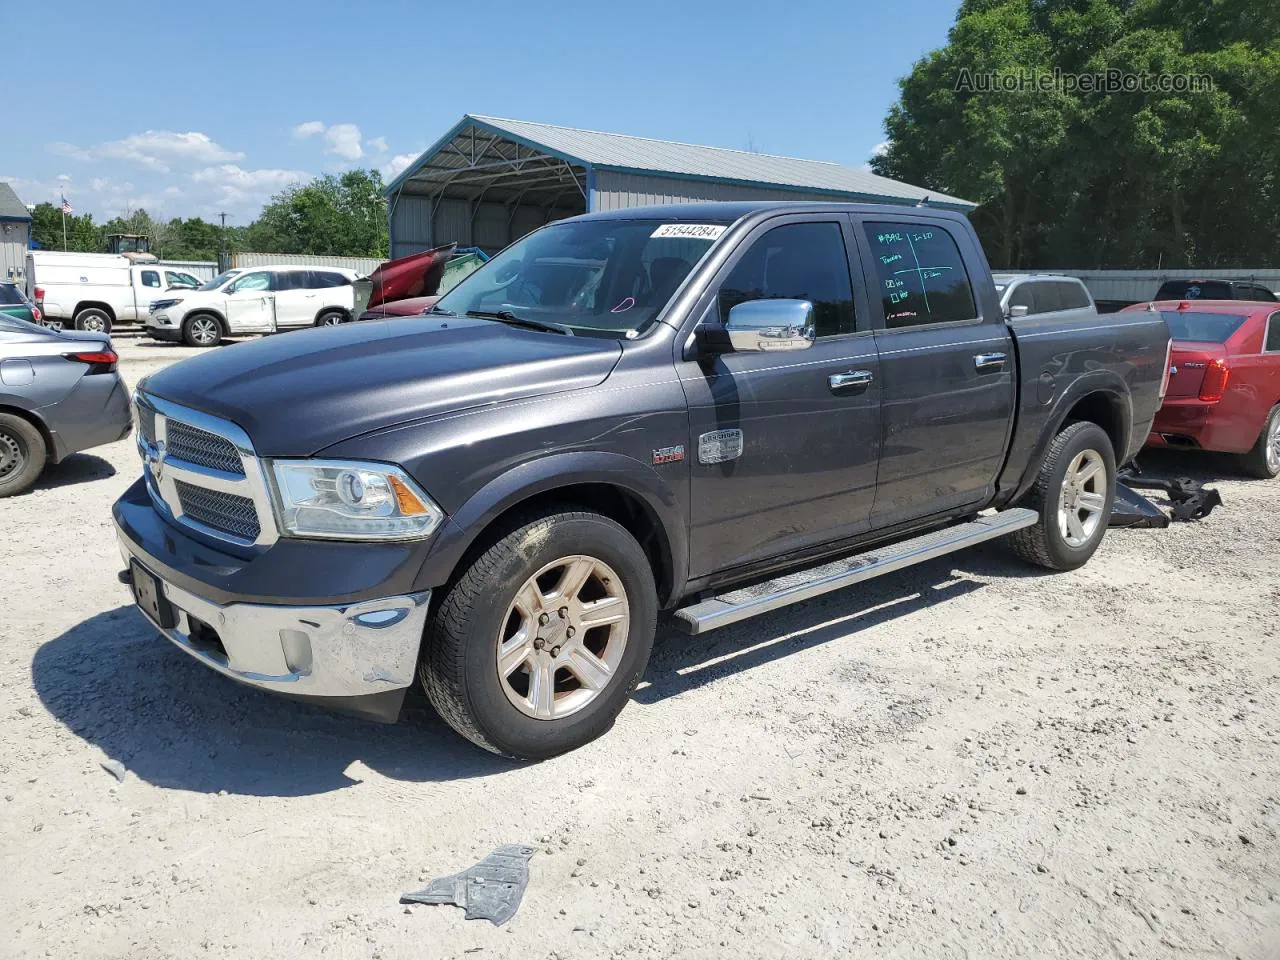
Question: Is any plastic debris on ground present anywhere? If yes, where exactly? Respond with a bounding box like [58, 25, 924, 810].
[400, 844, 536, 926]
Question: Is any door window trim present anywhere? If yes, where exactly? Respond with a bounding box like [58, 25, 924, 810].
[1265, 311, 1280, 353]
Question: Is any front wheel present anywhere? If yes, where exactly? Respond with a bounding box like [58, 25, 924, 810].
[182, 314, 223, 348]
[1009, 421, 1116, 571]
[1239, 404, 1280, 479]
[421, 510, 657, 759]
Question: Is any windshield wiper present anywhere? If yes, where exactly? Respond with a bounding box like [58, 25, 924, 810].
[426, 304, 456, 316]
[465, 310, 573, 336]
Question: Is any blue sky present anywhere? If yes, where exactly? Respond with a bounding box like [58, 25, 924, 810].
[3, 0, 961, 223]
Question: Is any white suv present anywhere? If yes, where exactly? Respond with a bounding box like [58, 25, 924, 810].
[144, 265, 363, 347]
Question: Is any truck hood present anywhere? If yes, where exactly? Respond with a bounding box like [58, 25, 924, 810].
[141, 316, 623, 456]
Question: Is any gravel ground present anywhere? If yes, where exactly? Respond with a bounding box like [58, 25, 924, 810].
[2, 333, 1278, 959]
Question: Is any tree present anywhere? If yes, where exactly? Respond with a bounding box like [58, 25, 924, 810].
[29, 202, 101, 252]
[874, 0, 1280, 269]
[247, 170, 388, 258]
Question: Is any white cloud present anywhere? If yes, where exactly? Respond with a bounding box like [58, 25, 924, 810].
[382, 153, 417, 179]
[323, 123, 363, 161]
[47, 130, 244, 174]
[871, 141, 890, 159]
[56, 174, 71, 182]
[293, 120, 365, 162]
[191, 164, 311, 207]
[368, 136, 388, 153]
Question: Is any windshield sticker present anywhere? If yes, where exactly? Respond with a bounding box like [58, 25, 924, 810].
[650, 224, 726, 241]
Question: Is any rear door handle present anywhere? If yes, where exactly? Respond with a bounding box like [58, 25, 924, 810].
[829, 370, 875, 394]
[974, 352, 1008, 372]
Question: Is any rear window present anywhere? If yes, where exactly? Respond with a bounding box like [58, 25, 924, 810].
[1058, 281, 1092, 310]
[1160, 311, 1248, 343]
[1157, 280, 1233, 300]
[0, 284, 27, 305]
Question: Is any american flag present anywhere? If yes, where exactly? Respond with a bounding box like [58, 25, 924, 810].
[61, 195, 72, 215]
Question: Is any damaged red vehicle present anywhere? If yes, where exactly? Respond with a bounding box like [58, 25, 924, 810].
[358, 244, 488, 321]
[1133, 300, 1280, 478]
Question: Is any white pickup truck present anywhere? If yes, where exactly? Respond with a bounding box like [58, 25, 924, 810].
[25, 251, 203, 333]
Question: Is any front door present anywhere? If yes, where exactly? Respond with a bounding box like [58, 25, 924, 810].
[852, 215, 1015, 527]
[678, 216, 883, 578]
[222, 271, 275, 333]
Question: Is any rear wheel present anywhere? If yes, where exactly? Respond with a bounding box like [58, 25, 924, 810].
[182, 314, 223, 348]
[1240, 404, 1280, 479]
[1009, 421, 1116, 571]
[74, 308, 111, 334]
[0, 413, 47, 497]
[316, 310, 346, 327]
[421, 510, 657, 759]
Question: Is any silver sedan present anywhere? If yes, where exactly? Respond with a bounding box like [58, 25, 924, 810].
[0, 313, 132, 496]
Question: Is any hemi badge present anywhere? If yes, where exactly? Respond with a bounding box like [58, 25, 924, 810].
[652, 444, 686, 465]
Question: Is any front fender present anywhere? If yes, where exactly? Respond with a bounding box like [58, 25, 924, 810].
[412, 450, 688, 603]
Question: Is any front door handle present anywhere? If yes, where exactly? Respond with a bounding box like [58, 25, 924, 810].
[974, 352, 1008, 373]
[829, 370, 875, 394]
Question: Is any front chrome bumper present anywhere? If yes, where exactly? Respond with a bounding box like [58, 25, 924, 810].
[118, 531, 430, 699]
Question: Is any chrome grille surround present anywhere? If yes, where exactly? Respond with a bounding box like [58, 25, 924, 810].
[134, 391, 278, 549]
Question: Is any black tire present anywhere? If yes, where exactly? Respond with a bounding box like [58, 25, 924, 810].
[0, 413, 47, 497]
[182, 314, 223, 348]
[1239, 404, 1280, 479]
[74, 308, 112, 334]
[315, 309, 346, 327]
[1009, 421, 1116, 571]
[422, 509, 657, 760]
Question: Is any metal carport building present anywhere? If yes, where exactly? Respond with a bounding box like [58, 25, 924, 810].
[384, 115, 974, 259]
[0, 182, 33, 284]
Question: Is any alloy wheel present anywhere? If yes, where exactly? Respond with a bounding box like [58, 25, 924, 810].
[191, 317, 219, 345]
[496, 555, 630, 720]
[1058, 449, 1107, 548]
[1268, 415, 1280, 474]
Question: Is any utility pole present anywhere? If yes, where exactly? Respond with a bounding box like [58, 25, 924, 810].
[218, 212, 231, 273]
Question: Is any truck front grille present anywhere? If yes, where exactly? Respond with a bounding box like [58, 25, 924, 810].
[165, 420, 245, 475]
[174, 481, 261, 541]
[134, 392, 276, 550]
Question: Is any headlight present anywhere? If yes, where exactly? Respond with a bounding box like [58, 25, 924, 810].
[150, 298, 182, 313]
[269, 459, 444, 541]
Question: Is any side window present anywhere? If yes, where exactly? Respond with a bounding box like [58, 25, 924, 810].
[1266, 314, 1280, 353]
[718, 222, 856, 338]
[140, 270, 161, 288]
[165, 271, 198, 288]
[227, 272, 271, 294]
[275, 271, 310, 291]
[321, 271, 352, 288]
[864, 222, 977, 328]
[1008, 282, 1034, 313]
[1060, 281, 1092, 310]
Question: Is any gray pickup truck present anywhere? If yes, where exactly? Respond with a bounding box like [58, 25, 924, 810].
[113, 202, 1171, 759]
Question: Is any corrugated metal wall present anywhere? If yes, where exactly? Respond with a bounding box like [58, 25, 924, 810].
[1, 220, 31, 283]
[590, 171, 859, 211]
[232, 252, 384, 275]
[389, 192, 581, 259]
[158, 259, 218, 281]
[1001, 268, 1280, 303]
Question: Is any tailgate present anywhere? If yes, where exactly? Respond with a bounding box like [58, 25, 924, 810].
[1166, 343, 1226, 398]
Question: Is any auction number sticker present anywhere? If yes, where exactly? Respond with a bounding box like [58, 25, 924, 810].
[650, 223, 727, 240]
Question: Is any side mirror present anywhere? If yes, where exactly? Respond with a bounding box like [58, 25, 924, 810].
[725, 299, 815, 352]
[1007, 304, 1030, 319]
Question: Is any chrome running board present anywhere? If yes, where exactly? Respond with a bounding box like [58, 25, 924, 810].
[673, 508, 1038, 635]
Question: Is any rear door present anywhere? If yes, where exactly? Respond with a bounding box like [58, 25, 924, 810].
[223, 271, 275, 333]
[271, 270, 315, 328]
[679, 214, 883, 576]
[852, 214, 1015, 528]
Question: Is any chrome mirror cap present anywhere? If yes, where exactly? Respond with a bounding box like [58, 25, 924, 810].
[1007, 304, 1030, 319]
[725, 299, 815, 352]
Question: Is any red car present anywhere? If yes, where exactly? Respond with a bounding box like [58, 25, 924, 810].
[1133, 300, 1280, 477]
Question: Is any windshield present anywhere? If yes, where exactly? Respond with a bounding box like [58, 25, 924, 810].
[434, 219, 728, 337]
[1160, 311, 1248, 343]
[198, 270, 241, 292]
[0, 283, 32, 306]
